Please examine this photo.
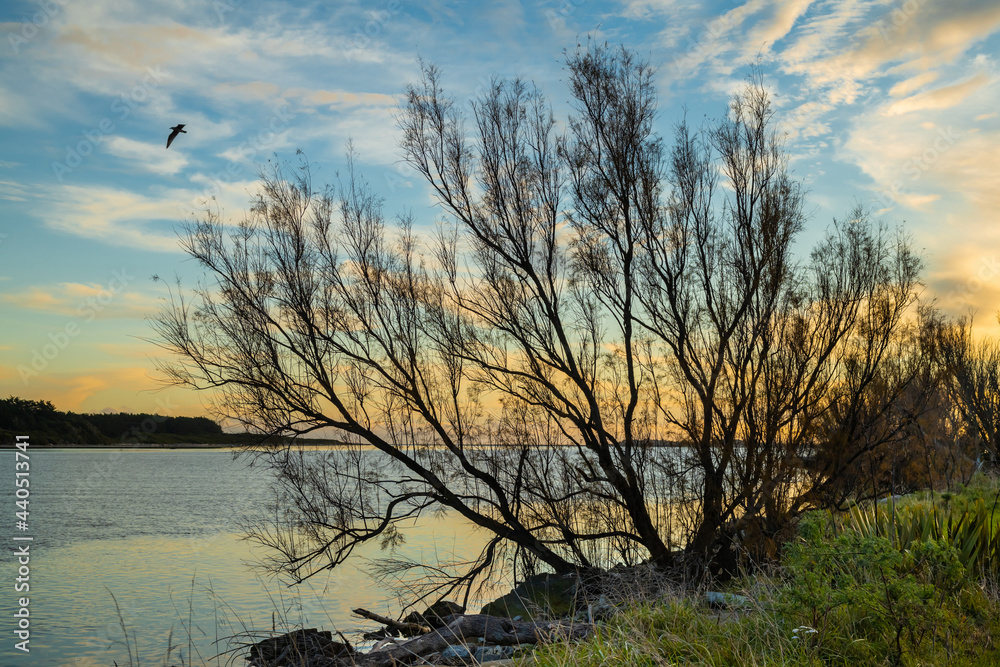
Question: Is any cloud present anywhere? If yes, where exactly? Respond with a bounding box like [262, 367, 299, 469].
[106, 136, 188, 174]
[925, 245, 1000, 318]
[58, 22, 217, 74]
[0, 82, 48, 129]
[2, 280, 155, 320]
[212, 81, 283, 102]
[0, 364, 199, 415]
[211, 81, 396, 111]
[0, 179, 29, 201]
[783, 100, 835, 139]
[841, 115, 964, 204]
[889, 71, 940, 97]
[288, 89, 396, 110]
[665, 0, 815, 85]
[852, 0, 1000, 73]
[885, 73, 991, 115]
[40, 184, 185, 252]
[747, 0, 814, 53]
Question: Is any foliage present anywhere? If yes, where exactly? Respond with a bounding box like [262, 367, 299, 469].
[0, 395, 108, 444]
[0, 395, 226, 445]
[529, 504, 1000, 667]
[531, 597, 802, 667]
[834, 495, 1000, 578]
[782, 520, 969, 665]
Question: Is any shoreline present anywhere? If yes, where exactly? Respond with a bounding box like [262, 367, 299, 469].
[0, 439, 345, 449]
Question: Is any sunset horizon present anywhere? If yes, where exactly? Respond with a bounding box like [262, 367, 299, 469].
[2, 0, 999, 416]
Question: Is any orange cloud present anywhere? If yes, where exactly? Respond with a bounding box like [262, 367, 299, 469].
[0, 363, 212, 416]
[2, 280, 154, 320]
[889, 71, 940, 97]
[59, 23, 215, 72]
[885, 73, 991, 116]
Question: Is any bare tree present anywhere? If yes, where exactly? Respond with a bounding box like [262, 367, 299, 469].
[153, 42, 927, 591]
[619, 73, 927, 570]
[936, 315, 1000, 467]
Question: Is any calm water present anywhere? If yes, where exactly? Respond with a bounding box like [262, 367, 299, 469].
[0, 448, 489, 667]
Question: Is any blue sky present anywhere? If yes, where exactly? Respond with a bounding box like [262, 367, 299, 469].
[1, 0, 998, 416]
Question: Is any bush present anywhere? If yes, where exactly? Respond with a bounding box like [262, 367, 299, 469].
[781, 517, 979, 666]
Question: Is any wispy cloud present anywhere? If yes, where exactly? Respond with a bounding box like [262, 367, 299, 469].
[885, 73, 991, 115]
[40, 184, 185, 252]
[105, 136, 189, 174]
[0, 180, 29, 201]
[2, 281, 155, 319]
[889, 71, 941, 97]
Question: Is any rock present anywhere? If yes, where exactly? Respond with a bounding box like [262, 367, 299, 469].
[574, 594, 615, 623]
[474, 644, 515, 662]
[353, 614, 594, 667]
[440, 643, 473, 661]
[705, 591, 750, 609]
[246, 627, 357, 665]
[363, 627, 393, 641]
[480, 572, 581, 621]
[403, 600, 467, 628]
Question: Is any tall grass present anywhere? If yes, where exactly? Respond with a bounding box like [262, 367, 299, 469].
[527, 474, 1000, 667]
[834, 479, 1000, 578]
[106, 577, 305, 667]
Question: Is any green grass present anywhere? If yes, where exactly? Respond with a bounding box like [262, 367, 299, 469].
[525, 474, 1000, 667]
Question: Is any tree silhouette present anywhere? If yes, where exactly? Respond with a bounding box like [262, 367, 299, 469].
[152, 42, 927, 592]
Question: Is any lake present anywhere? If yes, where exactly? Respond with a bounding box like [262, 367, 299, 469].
[0, 448, 492, 667]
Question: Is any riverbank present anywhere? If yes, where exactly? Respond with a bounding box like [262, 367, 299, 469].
[242, 472, 1000, 666]
[526, 473, 1000, 667]
[0, 438, 344, 448]
[0, 396, 346, 447]
[91, 470, 998, 666]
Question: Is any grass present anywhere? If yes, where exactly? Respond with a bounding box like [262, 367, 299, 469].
[526, 473, 1000, 667]
[107, 576, 306, 667]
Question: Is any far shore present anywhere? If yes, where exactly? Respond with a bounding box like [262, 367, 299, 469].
[0, 438, 346, 449]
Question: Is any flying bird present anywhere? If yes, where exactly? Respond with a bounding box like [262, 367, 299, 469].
[166, 124, 186, 149]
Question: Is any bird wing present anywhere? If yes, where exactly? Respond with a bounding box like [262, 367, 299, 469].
[166, 129, 179, 149]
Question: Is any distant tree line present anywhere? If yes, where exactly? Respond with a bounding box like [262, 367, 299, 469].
[0, 396, 223, 445]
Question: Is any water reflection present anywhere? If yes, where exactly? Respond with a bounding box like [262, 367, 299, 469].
[0, 449, 492, 667]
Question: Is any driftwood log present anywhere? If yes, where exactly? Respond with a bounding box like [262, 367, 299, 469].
[355, 614, 594, 666]
[352, 608, 433, 636]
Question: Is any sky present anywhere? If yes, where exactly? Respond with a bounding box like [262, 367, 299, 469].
[0, 0, 998, 418]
